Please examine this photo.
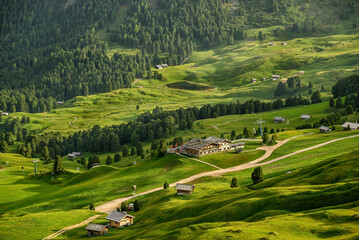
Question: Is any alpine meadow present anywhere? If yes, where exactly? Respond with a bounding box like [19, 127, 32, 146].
[1, 0, 359, 239]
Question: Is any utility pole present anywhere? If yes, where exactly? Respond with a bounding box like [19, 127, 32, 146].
[255, 119, 266, 136]
[32, 159, 39, 175]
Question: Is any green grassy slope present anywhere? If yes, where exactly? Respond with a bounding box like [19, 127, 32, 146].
[60, 150, 359, 240]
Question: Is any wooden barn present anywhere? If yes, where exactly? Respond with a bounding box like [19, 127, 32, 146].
[155, 65, 163, 69]
[319, 126, 331, 133]
[105, 211, 135, 228]
[251, 78, 257, 83]
[274, 117, 286, 123]
[85, 223, 108, 237]
[175, 183, 195, 195]
[301, 114, 311, 120]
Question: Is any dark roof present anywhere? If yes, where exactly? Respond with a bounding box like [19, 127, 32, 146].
[175, 183, 194, 191]
[105, 211, 135, 222]
[85, 223, 107, 232]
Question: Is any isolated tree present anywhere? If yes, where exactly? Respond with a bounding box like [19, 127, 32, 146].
[89, 203, 95, 211]
[271, 133, 278, 144]
[231, 177, 238, 188]
[134, 200, 140, 212]
[346, 125, 351, 131]
[52, 155, 63, 174]
[346, 105, 354, 114]
[136, 105, 140, 110]
[308, 81, 313, 89]
[251, 166, 264, 184]
[163, 181, 169, 189]
[329, 97, 335, 108]
[106, 155, 113, 165]
[262, 132, 269, 144]
[231, 130, 236, 140]
[114, 154, 121, 163]
[136, 142, 144, 156]
[121, 202, 127, 212]
[332, 125, 336, 131]
[270, 128, 275, 134]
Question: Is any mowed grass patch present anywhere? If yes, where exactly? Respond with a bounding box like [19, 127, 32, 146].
[196, 150, 265, 169]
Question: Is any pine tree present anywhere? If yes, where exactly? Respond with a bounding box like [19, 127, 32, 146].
[52, 155, 63, 174]
[230, 177, 238, 188]
[42, 146, 51, 164]
[131, 147, 136, 156]
[231, 130, 236, 140]
[106, 155, 113, 165]
[163, 181, 169, 189]
[114, 154, 121, 162]
[251, 166, 264, 184]
[311, 91, 322, 103]
[157, 140, 167, 157]
[346, 105, 354, 114]
[262, 132, 269, 144]
[121, 202, 127, 212]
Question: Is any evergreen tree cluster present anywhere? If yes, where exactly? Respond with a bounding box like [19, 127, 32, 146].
[332, 74, 359, 98]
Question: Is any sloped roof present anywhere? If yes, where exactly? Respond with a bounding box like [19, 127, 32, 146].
[175, 183, 194, 191]
[301, 114, 311, 119]
[85, 223, 107, 232]
[341, 122, 359, 129]
[319, 126, 330, 131]
[105, 211, 135, 223]
[182, 137, 230, 151]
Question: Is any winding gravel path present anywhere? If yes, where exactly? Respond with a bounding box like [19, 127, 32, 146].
[42, 133, 359, 239]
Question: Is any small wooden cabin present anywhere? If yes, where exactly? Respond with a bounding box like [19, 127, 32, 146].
[272, 75, 280, 80]
[155, 65, 163, 69]
[273, 117, 286, 123]
[85, 223, 108, 237]
[319, 126, 331, 133]
[301, 114, 311, 120]
[105, 211, 135, 228]
[251, 78, 257, 83]
[175, 183, 195, 195]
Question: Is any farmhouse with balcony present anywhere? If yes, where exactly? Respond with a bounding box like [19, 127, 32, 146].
[105, 211, 135, 228]
[180, 137, 242, 157]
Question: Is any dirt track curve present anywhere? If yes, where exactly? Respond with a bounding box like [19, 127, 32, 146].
[42, 133, 359, 239]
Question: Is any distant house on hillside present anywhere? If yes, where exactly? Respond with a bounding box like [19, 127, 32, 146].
[175, 183, 195, 195]
[299, 71, 305, 75]
[161, 64, 168, 68]
[262, 78, 266, 81]
[105, 211, 135, 228]
[269, 43, 276, 46]
[319, 126, 331, 133]
[341, 122, 359, 130]
[251, 78, 257, 83]
[85, 223, 108, 237]
[301, 114, 311, 120]
[155, 65, 163, 69]
[57, 101, 64, 105]
[274, 117, 286, 123]
[282, 42, 287, 46]
[1, 112, 9, 116]
[68, 152, 81, 160]
[272, 75, 280, 80]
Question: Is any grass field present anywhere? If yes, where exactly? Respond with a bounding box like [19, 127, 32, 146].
[59, 149, 359, 240]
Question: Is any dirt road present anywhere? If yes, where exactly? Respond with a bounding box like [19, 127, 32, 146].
[68, 116, 78, 129]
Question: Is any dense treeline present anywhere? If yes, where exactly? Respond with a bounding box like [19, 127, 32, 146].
[1, 0, 144, 112]
[0, 116, 30, 153]
[110, 0, 227, 65]
[332, 74, 359, 98]
[17, 96, 320, 161]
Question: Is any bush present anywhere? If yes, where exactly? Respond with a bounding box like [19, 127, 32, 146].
[231, 177, 238, 188]
[251, 167, 264, 184]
